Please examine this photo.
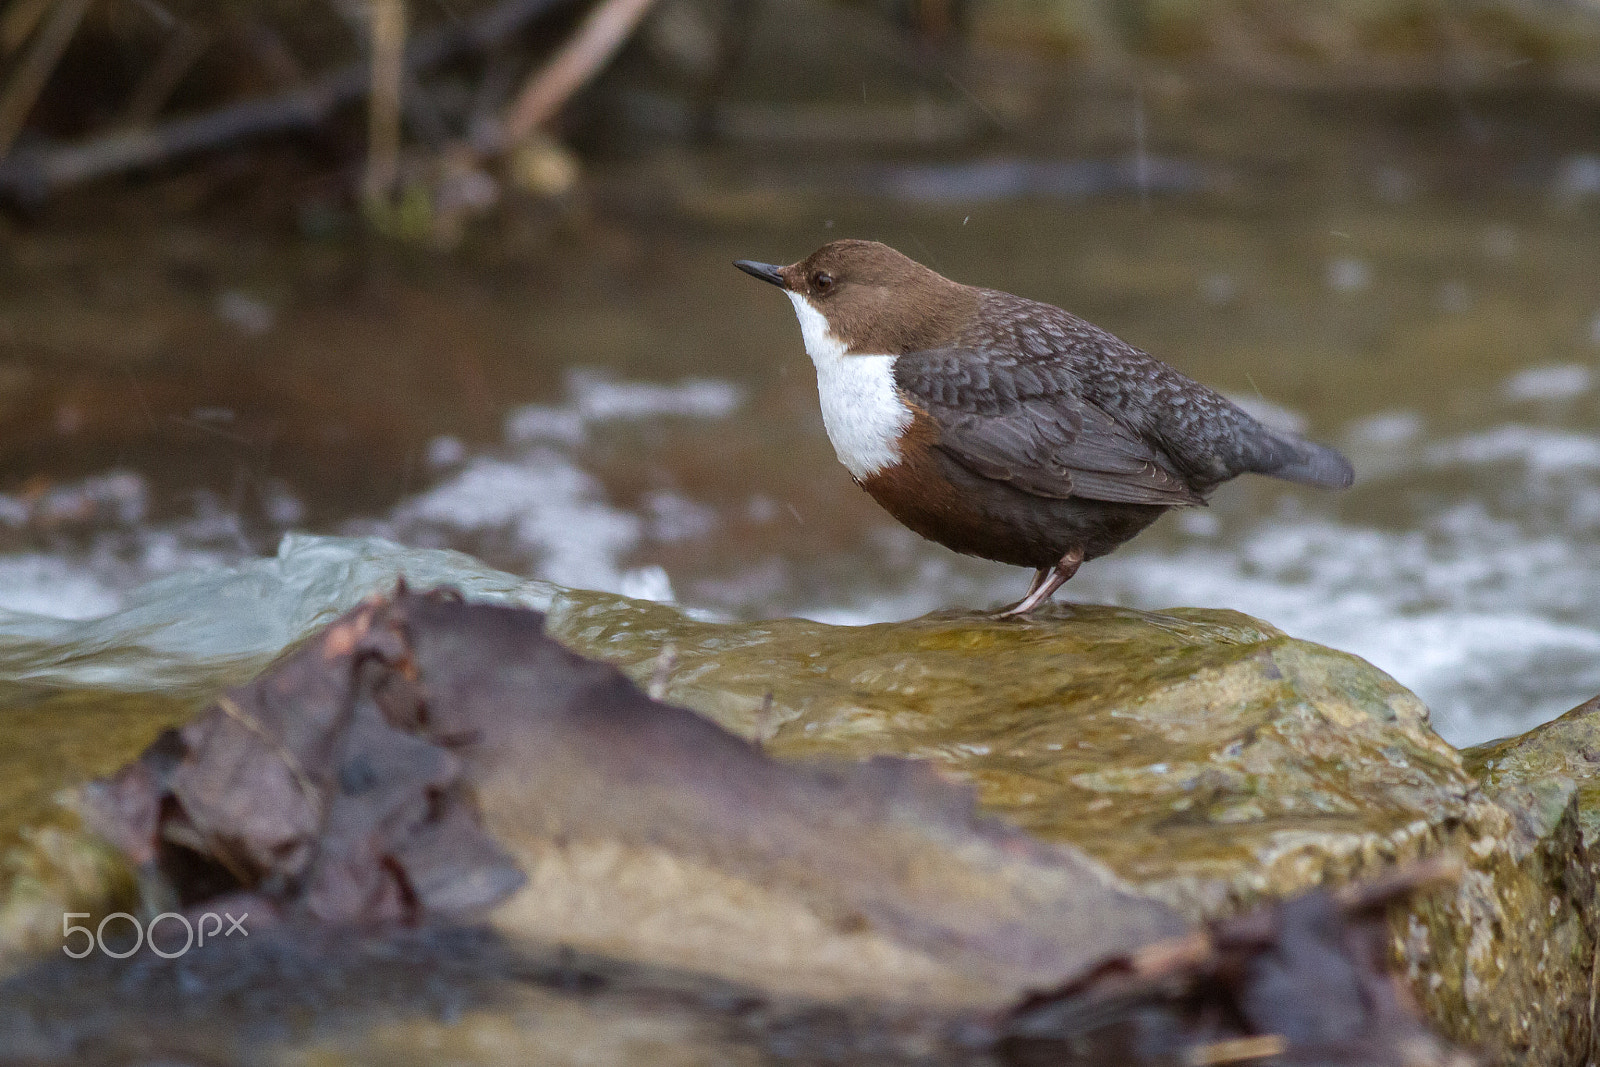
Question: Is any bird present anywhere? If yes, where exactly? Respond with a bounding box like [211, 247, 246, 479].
[734, 239, 1354, 616]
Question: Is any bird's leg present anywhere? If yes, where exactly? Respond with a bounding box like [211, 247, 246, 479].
[993, 567, 1050, 615]
[1020, 566, 1049, 599]
[995, 547, 1084, 617]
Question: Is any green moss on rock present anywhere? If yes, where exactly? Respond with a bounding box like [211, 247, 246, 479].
[546, 591, 1599, 1065]
[2, 580, 1597, 1064]
[0, 687, 195, 968]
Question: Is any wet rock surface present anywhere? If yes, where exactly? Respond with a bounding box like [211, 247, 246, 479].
[0, 544, 1589, 1064]
[84, 588, 1184, 1007]
[4, 586, 1460, 1065]
[1449, 698, 1600, 1063]
[540, 591, 1595, 1066]
[545, 593, 1472, 908]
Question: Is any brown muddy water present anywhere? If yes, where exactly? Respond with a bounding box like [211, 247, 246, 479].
[1, 76, 1600, 747]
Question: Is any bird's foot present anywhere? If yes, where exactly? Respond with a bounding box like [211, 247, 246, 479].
[992, 549, 1084, 618]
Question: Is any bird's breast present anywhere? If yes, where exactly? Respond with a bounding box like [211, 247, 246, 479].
[811, 351, 915, 481]
[785, 291, 915, 480]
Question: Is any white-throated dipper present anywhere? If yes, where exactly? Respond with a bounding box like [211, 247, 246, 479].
[735, 240, 1354, 616]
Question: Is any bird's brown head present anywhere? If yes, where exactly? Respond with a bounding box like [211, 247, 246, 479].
[735, 240, 977, 354]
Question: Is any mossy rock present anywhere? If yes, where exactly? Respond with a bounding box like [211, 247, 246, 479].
[1, 556, 1596, 1063]
[0, 688, 192, 969]
[1451, 697, 1600, 1062]
[545, 591, 1596, 1065]
[547, 594, 1469, 906]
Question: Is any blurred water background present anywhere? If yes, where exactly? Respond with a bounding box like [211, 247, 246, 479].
[3, 0, 1600, 745]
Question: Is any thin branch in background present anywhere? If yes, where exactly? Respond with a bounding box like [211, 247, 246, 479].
[119, 22, 210, 128]
[363, 0, 406, 205]
[0, 0, 53, 56]
[331, 0, 449, 148]
[498, 0, 661, 146]
[0, 0, 569, 200]
[0, 0, 93, 161]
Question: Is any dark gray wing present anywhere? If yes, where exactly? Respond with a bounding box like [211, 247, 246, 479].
[894, 347, 1204, 507]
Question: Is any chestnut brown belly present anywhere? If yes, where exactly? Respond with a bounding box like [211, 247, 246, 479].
[859, 447, 1171, 569]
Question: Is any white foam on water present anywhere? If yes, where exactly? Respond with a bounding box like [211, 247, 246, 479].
[386, 453, 652, 595]
[376, 371, 746, 601]
[504, 405, 588, 446]
[505, 370, 745, 445]
[1504, 364, 1592, 402]
[643, 490, 719, 543]
[1087, 418, 1600, 744]
[0, 555, 125, 619]
[425, 435, 469, 469]
[1326, 257, 1370, 292]
[567, 369, 744, 421]
[1556, 154, 1600, 200]
[1345, 410, 1424, 448]
[0, 471, 245, 621]
[0, 372, 741, 645]
[1426, 425, 1600, 472]
[0, 471, 149, 528]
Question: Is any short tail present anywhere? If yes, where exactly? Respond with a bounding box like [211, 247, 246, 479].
[1258, 435, 1354, 489]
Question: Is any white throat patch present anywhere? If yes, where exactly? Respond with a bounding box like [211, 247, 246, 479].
[785, 292, 913, 480]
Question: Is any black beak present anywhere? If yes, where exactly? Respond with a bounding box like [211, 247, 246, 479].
[734, 260, 787, 288]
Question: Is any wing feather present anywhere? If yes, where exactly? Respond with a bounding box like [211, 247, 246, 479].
[895, 348, 1203, 507]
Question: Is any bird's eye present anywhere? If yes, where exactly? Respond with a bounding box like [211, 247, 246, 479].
[811, 271, 834, 292]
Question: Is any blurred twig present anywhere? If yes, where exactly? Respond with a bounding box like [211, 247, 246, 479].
[363, 0, 406, 205]
[0, 0, 570, 201]
[497, 0, 662, 145]
[1333, 852, 1464, 916]
[0, 0, 92, 162]
[330, 0, 451, 148]
[1184, 1035, 1287, 1066]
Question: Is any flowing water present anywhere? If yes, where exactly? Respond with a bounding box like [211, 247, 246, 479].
[2, 76, 1599, 747]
